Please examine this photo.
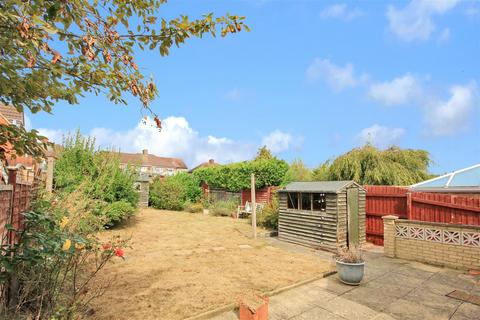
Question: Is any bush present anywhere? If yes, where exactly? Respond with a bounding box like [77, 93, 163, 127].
[103, 201, 136, 227]
[255, 194, 279, 230]
[149, 178, 184, 210]
[0, 198, 128, 319]
[210, 199, 238, 217]
[149, 173, 201, 211]
[54, 132, 138, 227]
[184, 201, 203, 213]
[192, 157, 289, 192]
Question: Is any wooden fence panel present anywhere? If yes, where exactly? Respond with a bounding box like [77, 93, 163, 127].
[365, 186, 480, 246]
[410, 192, 480, 225]
[364, 185, 408, 246]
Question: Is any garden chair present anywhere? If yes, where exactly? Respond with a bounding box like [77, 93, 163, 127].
[237, 201, 264, 219]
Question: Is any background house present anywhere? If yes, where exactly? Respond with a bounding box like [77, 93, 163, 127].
[188, 159, 219, 173]
[0, 104, 36, 183]
[118, 149, 187, 178]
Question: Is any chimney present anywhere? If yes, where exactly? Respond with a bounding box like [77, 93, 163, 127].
[208, 159, 215, 164]
[142, 149, 148, 163]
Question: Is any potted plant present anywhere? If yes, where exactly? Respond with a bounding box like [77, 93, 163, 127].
[238, 292, 269, 320]
[334, 246, 365, 285]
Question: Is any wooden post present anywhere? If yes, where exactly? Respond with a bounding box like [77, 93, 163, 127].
[406, 192, 412, 220]
[45, 156, 55, 194]
[251, 173, 257, 239]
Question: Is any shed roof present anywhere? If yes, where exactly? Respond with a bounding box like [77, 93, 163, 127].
[279, 181, 362, 193]
[410, 163, 480, 192]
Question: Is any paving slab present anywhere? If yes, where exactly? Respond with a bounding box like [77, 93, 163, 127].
[317, 296, 379, 320]
[290, 306, 345, 320]
[450, 302, 480, 320]
[384, 298, 454, 320]
[210, 241, 479, 320]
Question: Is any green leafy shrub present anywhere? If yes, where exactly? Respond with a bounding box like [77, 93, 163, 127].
[210, 199, 239, 217]
[103, 201, 136, 227]
[149, 173, 201, 211]
[255, 194, 279, 230]
[184, 201, 203, 213]
[0, 198, 128, 319]
[193, 156, 289, 192]
[54, 132, 138, 227]
[149, 178, 184, 210]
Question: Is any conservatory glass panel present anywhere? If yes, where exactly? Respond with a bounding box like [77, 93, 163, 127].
[449, 168, 480, 187]
[417, 176, 450, 188]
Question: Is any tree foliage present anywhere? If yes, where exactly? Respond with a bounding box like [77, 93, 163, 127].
[0, 0, 248, 158]
[285, 159, 312, 182]
[193, 153, 289, 192]
[255, 146, 273, 161]
[312, 144, 433, 185]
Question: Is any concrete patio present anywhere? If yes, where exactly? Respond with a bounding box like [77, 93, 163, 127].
[211, 240, 480, 320]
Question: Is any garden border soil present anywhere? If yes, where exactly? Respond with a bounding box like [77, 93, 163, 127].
[184, 270, 336, 320]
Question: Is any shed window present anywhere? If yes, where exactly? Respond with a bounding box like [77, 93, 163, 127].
[301, 193, 312, 211]
[313, 193, 326, 211]
[287, 193, 299, 209]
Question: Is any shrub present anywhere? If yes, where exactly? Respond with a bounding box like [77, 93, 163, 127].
[192, 156, 289, 192]
[0, 199, 128, 319]
[149, 173, 201, 211]
[103, 201, 136, 227]
[184, 202, 203, 213]
[254, 194, 279, 230]
[210, 199, 238, 217]
[54, 132, 138, 227]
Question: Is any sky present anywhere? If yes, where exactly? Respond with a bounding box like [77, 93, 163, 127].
[29, 0, 480, 174]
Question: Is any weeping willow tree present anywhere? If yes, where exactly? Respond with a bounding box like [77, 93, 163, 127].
[312, 144, 434, 185]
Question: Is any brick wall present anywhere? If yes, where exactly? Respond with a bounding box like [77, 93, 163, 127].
[383, 216, 480, 270]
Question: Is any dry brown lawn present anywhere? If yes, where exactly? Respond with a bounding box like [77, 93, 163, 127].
[91, 209, 333, 320]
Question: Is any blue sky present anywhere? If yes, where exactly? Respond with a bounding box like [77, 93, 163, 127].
[30, 0, 479, 173]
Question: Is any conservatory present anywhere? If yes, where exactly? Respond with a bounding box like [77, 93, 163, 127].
[410, 163, 480, 195]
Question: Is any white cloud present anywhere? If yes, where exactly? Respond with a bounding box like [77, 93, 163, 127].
[306, 58, 366, 92]
[37, 128, 65, 143]
[261, 130, 302, 153]
[387, 0, 460, 41]
[368, 74, 422, 106]
[465, 6, 480, 18]
[438, 28, 451, 43]
[357, 124, 405, 149]
[320, 4, 363, 21]
[224, 88, 241, 101]
[425, 84, 477, 136]
[36, 116, 300, 168]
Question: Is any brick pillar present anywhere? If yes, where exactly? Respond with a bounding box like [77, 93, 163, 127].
[382, 215, 399, 258]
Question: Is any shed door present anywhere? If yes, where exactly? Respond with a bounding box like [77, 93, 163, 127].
[347, 187, 359, 247]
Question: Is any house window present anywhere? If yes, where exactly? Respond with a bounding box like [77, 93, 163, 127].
[287, 193, 299, 209]
[301, 193, 312, 211]
[313, 193, 326, 211]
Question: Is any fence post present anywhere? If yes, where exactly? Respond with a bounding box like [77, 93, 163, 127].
[6, 168, 18, 309]
[45, 155, 55, 194]
[382, 215, 398, 258]
[251, 174, 256, 239]
[406, 192, 412, 220]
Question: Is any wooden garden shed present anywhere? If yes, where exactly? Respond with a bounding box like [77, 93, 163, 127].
[278, 181, 366, 251]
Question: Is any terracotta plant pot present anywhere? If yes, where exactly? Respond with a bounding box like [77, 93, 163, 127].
[239, 296, 269, 320]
